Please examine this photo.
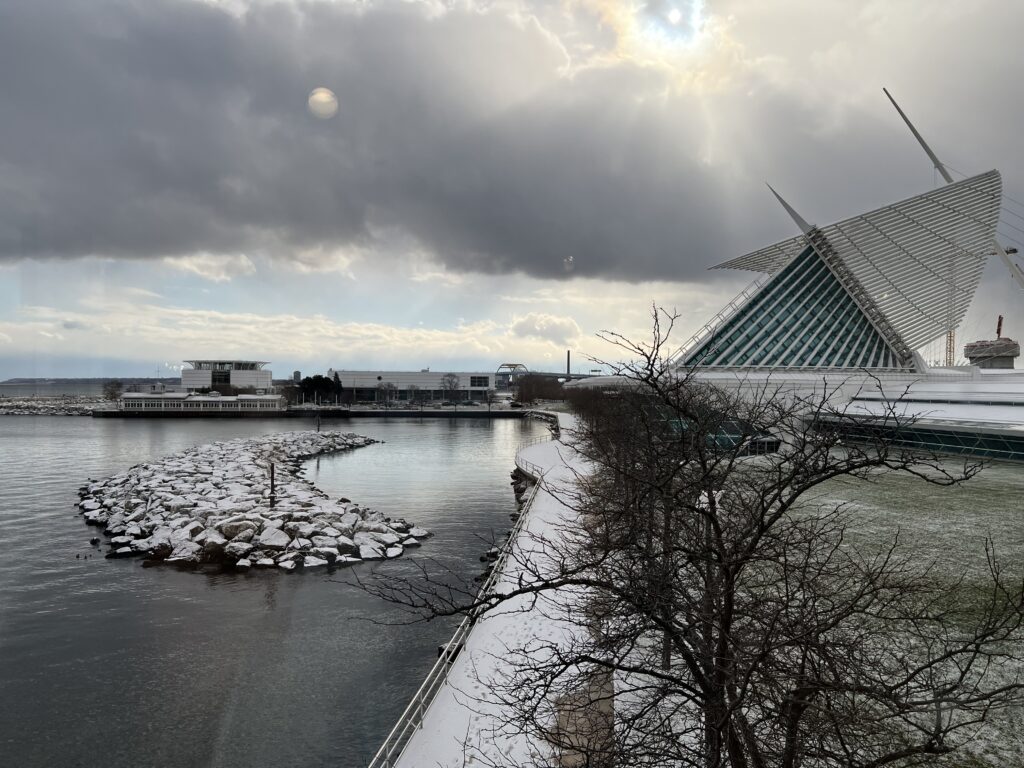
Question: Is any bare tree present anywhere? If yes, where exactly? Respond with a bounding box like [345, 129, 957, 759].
[102, 379, 124, 400]
[364, 308, 1024, 768]
[376, 381, 396, 408]
[484, 388, 499, 413]
[441, 373, 461, 405]
[407, 384, 422, 410]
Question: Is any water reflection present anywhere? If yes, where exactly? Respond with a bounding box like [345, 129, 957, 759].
[0, 416, 546, 767]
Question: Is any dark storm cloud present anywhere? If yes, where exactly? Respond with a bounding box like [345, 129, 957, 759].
[1, 0, 1021, 283]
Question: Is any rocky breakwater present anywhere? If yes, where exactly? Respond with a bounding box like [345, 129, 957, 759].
[1, 395, 110, 416]
[76, 430, 430, 572]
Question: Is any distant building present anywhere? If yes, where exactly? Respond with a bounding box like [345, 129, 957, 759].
[293, 370, 301, 383]
[964, 338, 1020, 369]
[181, 360, 273, 392]
[119, 392, 285, 414]
[327, 369, 496, 402]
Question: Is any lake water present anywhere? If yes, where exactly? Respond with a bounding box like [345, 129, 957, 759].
[0, 415, 547, 767]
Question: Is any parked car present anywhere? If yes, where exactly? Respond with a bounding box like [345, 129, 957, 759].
[463, 400, 478, 406]
[510, 401, 523, 409]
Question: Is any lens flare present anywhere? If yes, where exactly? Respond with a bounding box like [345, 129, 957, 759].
[307, 87, 338, 119]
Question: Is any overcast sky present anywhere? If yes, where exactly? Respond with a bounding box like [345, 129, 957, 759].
[2, 0, 1023, 379]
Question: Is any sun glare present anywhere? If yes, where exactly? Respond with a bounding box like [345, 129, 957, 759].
[641, 0, 706, 49]
[581, 0, 712, 71]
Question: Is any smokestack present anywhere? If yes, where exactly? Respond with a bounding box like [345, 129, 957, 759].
[566, 350, 571, 376]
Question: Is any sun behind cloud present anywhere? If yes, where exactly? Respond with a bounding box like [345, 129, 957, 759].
[575, 0, 711, 63]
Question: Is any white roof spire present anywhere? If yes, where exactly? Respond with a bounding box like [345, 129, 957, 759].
[884, 87, 1024, 291]
[883, 87, 954, 184]
[766, 183, 814, 235]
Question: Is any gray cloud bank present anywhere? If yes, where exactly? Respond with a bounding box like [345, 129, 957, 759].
[1, 0, 1021, 282]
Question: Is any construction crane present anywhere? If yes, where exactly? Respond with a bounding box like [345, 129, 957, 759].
[884, 87, 1024, 365]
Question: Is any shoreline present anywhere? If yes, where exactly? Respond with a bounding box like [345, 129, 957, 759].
[92, 407, 526, 419]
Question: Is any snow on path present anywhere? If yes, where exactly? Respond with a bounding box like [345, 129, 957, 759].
[394, 413, 584, 767]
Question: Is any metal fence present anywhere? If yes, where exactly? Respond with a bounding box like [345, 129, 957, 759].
[366, 435, 550, 768]
[515, 433, 552, 481]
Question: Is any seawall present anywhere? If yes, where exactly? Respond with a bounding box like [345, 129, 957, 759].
[92, 409, 527, 419]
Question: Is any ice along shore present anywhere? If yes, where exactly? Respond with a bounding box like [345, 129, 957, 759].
[77, 430, 430, 572]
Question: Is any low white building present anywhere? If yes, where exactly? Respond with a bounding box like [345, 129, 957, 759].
[181, 360, 273, 392]
[326, 369, 496, 402]
[119, 392, 285, 414]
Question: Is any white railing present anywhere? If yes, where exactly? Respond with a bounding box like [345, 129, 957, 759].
[366, 436, 550, 768]
[515, 433, 552, 480]
[665, 275, 770, 367]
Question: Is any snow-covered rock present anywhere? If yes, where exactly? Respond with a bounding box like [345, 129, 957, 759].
[231, 528, 255, 544]
[312, 547, 338, 563]
[335, 536, 357, 555]
[254, 527, 287, 549]
[171, 521, 204, 543]
[359, 543, 386, 561]
[202, 529, 228, 557]
[217, 519, 256, 539]
[167, 540, 202, 564]
[224, 541, 254, 560]
[355, 520, 392, 534]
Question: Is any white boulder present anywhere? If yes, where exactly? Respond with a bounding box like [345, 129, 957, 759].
[259, 527, 291, 550]
[359, 543, 386, 561]
[224, 541, 254, 560]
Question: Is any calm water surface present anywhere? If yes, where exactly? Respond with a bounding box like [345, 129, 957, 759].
[0, 415, 547, 767]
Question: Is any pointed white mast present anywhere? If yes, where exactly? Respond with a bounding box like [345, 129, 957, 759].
[766, 183, 813, 234]
[884, 87, 1024, 294]
[883, 87, 954, 184]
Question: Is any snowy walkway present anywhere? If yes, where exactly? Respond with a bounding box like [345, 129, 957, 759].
[389, 413, 583, 767]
